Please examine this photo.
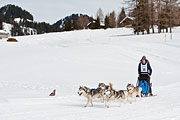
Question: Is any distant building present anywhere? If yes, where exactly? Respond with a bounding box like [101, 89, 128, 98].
[119, 16, 134, 28]
[87, 20, 105, 29]
[86, 20, 96, 29]
[0, 30, 9, 39]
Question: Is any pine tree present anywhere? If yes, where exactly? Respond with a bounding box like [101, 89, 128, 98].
[144, 0, 150, 34]
[0, 12, 3, 30]
[64, 19, 72, 31]
[104, 15, 109, 29]
[161, 2, 170, 33]
[131, 0, 150, 34]
[95, 17, 101, 29]
[149, 0, 155, 33]
[157, 0, 161, 33]
[172, 0, 180, 26]
[125, 0, 180, 34]
[156, 0, 179, 33]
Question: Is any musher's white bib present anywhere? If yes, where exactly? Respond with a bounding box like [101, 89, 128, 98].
[141, 63, 148, 73]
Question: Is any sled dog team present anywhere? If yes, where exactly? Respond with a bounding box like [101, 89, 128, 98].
[78, 82, 142, 108]
[78, 56, 152, 108]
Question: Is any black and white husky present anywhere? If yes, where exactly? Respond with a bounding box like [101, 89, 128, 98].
[78, 86, 104, 107]
[126, 83, 142, 104]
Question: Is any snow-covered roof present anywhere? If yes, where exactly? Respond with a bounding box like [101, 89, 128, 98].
[87, 20, 104, 27]
[0, 30, 9, 35]
[100, 21, 105, 26]
[14, 18, 21, 23]
[14, 18, 33, 23]
[119, 16, 134, 24]
[87, 20, 96, 26]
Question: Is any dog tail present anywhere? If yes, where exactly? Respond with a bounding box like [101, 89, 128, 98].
[109, 82, 113, 89]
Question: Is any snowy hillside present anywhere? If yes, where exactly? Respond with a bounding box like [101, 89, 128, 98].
[0, 28, 180, 120]
[2, 22, 37, 36]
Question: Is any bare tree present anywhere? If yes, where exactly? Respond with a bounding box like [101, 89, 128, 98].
[96, 8, 104, 25]
[76, 14, 89, 29]
[109, 11, 116, 28]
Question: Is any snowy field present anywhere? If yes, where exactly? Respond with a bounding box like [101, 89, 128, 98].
[0, 28, 180, 120]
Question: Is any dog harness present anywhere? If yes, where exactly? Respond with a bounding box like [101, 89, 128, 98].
[90, 88, 102, 94]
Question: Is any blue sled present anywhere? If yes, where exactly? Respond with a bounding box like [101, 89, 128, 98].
[138, 80, 149, 94]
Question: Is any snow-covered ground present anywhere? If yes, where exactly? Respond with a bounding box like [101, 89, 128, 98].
[0, 28, 180, 120]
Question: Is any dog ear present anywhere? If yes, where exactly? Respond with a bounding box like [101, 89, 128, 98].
[109, 82, 113, 89]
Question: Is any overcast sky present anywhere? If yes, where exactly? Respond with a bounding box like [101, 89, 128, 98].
[0, 0, 125, 24]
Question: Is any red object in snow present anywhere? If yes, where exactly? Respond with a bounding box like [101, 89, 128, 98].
[49, 89, 56, 96]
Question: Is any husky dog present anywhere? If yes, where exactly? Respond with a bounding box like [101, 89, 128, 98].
[100, 83, 126, 108]
[78, 86, 104, 107]
[98, 83, 113, 91]
[126, 83, 142, 104]
[103, 88, 126, 108]
[98, 83, 113, 103]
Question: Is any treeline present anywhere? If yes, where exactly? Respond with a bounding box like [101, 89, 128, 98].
[55, 14, 91, 31]
[126, 0, 180, 34]
[1, 3, 180, 36]
[10, 21, 61, 36]
[90, 8, 131, 29]
[88, 0, 180, 35]
[18, 20, 61, 34]
[0, 4, 61, 36]
[9, 20, 61, 36]
[53, 10, 129, 31]
[0, 4, 33, 23]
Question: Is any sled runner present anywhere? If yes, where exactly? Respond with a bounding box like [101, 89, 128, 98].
[143, 94, 157, 97]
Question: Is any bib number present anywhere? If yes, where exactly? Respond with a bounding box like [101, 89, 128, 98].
[141, 63, 147, 72]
